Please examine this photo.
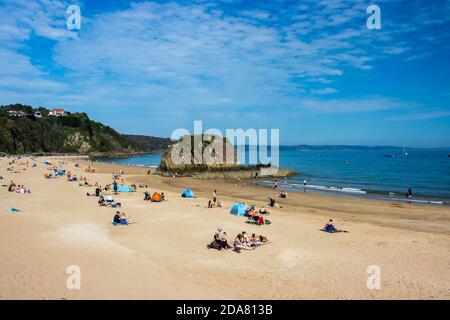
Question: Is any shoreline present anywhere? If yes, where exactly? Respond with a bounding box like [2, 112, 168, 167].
[1, 155, 449, 299]
[75, 157, 450, 235]
[89, 156, 450, 206]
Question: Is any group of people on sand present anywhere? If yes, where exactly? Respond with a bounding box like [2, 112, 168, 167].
[5, 180, 31, 193]
[245, 205, 270, 225]
[98, 195, 122, 208]
[209, 227, 269, 252]
[85, 166, 96, 173]
[207, 190, 222, 208]
[113, 211, 135, 225]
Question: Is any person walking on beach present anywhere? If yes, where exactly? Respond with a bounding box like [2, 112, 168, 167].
[274, 179, 278, 190]
[407, 188, 413, 199]
[113, 180, 118, 194]
[213, 190, 217, 203]
[303, 179, 307, 192]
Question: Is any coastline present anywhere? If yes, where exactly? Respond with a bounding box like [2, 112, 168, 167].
[70, 157, 450, 235]
[91, 154, 450, 206]
[1, 155, 449, 299]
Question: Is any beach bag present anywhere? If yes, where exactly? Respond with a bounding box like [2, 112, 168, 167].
[120, 219, 127, 225]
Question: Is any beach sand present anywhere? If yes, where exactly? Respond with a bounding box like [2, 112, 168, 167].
[0, 156, 449, 299]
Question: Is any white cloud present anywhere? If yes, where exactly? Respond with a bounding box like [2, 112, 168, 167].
[310, 88, 338, 95]
[0, 0, 448, 132]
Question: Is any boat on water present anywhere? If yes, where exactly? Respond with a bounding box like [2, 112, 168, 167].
[401, 146, 408, 158]
[384, 154, 395, 158]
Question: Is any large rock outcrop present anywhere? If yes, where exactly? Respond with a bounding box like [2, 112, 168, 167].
[157, 134, 295, 179]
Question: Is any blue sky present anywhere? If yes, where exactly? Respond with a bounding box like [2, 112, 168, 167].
[1, 0, 449, 147]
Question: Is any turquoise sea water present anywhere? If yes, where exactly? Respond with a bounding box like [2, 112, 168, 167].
[97, 148, 450, 203]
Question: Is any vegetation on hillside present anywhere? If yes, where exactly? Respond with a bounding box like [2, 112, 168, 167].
[0, 104, 170, 155]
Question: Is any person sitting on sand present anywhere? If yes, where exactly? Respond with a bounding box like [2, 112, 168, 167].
[252, 213, 265, 226]
[241, 231, 251, 245]
[98, 196, 106, 206]
[323, 219, 347, 233]
[161, 192, 165, 201]
[113, 211, 121, 224]
[144, 191, 151, 201]
[209, 228, 232, 250]
[268, 196, 280, 208]
[250, 233, 269, 245]
[233, 234, 255, 251]
[279, 190, 288, 198]
[8, 181, 17, 192]
[120, 212, 134, 225]
[95, 186, 101, 197]
[259, 206, 269, 215]
[245, 206, 256, 218]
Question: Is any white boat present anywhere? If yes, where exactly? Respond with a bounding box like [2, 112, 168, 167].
[401, 146, 408, 158]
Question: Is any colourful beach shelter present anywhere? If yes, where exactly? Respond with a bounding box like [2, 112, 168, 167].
[230, 203, 247, 216]
[181, 188, 194, 198]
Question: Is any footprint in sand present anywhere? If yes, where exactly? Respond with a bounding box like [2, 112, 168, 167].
[42, 224, 133, 255]
[278, 249, 316, 268]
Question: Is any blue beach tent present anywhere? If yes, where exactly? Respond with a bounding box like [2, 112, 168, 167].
[181, 188, 194, 198]
[230, 203, 247, 216]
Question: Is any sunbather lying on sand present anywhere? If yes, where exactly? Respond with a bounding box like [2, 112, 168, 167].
[250, 233, 269, 245]
[247, 213, 266, 225]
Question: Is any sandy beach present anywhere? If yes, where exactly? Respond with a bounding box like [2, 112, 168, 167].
[1, 156, 449, 300]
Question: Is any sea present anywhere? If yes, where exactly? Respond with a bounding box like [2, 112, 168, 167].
[96, 147, 450, 205]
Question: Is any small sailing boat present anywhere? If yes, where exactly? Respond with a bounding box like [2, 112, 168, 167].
[401, 146, 408, 158]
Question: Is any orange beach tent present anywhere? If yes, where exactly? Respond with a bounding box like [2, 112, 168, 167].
[151, 193, 162, 202]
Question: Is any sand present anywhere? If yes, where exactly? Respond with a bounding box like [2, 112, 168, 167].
[0, 156, 449, 300]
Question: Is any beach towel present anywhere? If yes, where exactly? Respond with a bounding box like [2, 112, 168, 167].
[319, 228, 348, 233]
[117, 185, 133, 193]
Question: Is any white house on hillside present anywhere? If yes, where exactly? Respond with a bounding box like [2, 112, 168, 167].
[7, 110, 26, 117]
[49, 108, 66, 116]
